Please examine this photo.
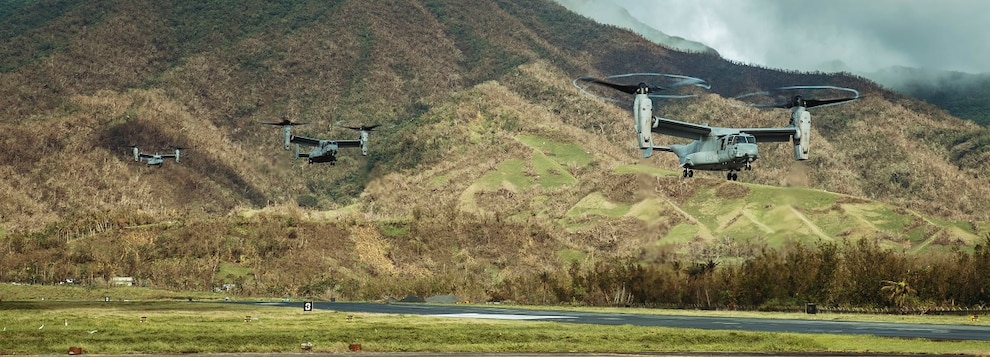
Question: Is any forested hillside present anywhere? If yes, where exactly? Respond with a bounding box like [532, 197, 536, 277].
[1, 0, 989, 308]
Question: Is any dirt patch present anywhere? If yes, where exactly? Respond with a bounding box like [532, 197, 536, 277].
[715, 182, 750, 199]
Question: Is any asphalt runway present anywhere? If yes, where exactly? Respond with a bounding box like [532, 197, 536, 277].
[252, 301, 990, 341]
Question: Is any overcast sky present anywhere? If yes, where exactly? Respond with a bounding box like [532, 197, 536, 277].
[603, 0, 989, 74]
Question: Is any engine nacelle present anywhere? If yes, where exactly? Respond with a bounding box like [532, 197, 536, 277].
[792, 108, 811, 160]
[360, 130, 370, 156]
[132, 147, 140, 161]
[634, 94, 653, 157]
[282, 125, 292, 151]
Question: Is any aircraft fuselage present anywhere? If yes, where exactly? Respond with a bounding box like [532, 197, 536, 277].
[306, 152, 338, 164]
[672, 133, 759, 171]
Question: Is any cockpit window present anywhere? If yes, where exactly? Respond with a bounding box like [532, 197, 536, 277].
[733, 135, 755, 144]
[728, 135, 756, 144]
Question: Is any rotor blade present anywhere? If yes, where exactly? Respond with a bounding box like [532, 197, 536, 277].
[748, 102, 792, 109]
[343, 124, 381, 131]
[260, 119, 310, 126]
[803, 97, 859, 108]
[648, 94, 703, 99]
[776, 85, 860, 95]
[731, 89, 791, 108]
[576, 77, 645, 95]
[574, 73, 709, 100]
[733, 86, 860, 109]
[602, 72, 710, 90]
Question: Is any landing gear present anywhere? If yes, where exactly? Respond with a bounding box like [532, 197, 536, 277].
[726, 162, 752, 180]
[682, 169, 694, 178]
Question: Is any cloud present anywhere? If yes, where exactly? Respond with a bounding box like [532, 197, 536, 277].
[604, 0, 990, 74]
[553, 0, 716, 54]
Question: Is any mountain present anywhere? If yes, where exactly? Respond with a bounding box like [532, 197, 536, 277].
[551, 0, 718, 55]
[1, 0, 989, 303]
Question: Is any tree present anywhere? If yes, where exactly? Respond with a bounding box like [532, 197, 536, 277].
[880, 279, 917, 312]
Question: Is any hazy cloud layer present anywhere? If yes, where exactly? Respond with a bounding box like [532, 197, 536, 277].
[600, 0, 989, 74]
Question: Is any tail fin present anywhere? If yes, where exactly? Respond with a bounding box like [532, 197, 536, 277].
[641, 146, 653, 158]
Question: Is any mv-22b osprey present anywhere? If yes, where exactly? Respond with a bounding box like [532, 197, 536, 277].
[130, 146, 183, 166]
[575, 74, 859, 180]
[261, 119, 379, 164]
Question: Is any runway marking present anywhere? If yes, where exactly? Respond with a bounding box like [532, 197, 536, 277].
[432, 313, 577, 320]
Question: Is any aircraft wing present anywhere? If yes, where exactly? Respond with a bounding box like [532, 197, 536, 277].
[651, 117, 712, 140]
[138, 153, 155, 159]
[290, 135, 321, 147]
[159, 154, 176, 159]
[334, 139, 362, 148]
[739, 127, 798, 143]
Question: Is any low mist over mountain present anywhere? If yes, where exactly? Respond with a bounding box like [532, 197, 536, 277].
[1, 0, 989, 303]
[817, 59, 990, 125]
[552, 0, 717, 55]
[865, 66, 990, 126]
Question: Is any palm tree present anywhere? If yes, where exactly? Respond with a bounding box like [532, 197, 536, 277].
[880, 279, 916, 312]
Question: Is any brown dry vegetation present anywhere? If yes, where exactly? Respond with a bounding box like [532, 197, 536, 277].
[2, 0, 990, 309]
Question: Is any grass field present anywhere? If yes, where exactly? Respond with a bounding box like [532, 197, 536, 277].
[2, 285, 990, 355]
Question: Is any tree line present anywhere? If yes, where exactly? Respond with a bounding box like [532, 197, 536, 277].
[495, 238, 990, 312]
[1, 212, 988, 313]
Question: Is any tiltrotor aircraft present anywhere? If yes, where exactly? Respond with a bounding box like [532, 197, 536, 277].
[287, 124, 380, 165]
[130, 146, 182, 166]
[289, 125, 378, 165]
[574, 74, 859, 180]
[261, 119, 379, 163]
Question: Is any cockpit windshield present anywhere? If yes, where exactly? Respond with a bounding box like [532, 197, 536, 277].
[730, 135, 756, 144]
